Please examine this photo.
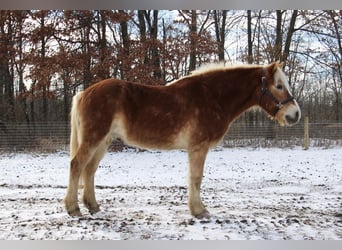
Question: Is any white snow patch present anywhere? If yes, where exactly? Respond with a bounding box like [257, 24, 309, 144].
[0, 147, 341, 239]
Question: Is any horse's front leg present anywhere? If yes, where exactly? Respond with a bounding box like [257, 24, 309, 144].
[188, 146, 210, 219]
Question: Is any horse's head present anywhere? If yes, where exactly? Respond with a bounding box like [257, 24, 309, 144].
[259, 62, 301, 126]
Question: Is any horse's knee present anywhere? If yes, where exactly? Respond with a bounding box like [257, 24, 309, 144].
[70, 157, 82, 177]
[190, 174, 203, 186]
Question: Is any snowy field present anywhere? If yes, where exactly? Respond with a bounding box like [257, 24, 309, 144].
[0, 147, 341, 240]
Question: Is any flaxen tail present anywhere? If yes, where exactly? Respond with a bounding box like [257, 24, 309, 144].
[69, 92, 84, 188]
[70, 92, 82, 161]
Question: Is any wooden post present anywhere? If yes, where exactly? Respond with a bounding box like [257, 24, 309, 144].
[304, 116, 309, 150]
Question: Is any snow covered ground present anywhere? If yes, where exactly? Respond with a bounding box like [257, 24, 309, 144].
[0, 147, 341, 240]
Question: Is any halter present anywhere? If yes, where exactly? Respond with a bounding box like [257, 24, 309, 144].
[260, 67, 294, 116]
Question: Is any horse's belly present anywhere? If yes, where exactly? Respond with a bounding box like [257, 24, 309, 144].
[111, 117, 190, 150]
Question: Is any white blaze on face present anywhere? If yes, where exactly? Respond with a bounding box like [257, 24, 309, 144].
[274, 68, 301, 126]
[275, 67, 292, 95]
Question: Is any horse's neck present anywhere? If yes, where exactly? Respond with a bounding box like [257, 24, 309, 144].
[214, 68, 260, 122]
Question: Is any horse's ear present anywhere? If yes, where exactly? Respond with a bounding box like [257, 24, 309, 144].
[269, 62, 278, 74]
[278, 61, 285, 69]
[270, 61, 284, 74]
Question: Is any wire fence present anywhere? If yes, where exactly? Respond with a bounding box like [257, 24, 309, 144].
[0, 121, 341, 153]
[223, 122, 342, 148]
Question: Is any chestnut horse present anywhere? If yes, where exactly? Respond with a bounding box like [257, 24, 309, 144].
[64, 62, 301, 219]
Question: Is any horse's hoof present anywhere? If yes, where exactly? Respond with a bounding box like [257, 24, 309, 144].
[67, 207, 82, 217]
[89, 206, 100, 215]
[194, 210, 210, 220]
[84, 201, 100, 215]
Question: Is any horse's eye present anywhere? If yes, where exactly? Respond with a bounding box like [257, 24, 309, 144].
[276, 84, 283, 90]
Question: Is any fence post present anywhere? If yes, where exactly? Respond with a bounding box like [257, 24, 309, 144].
[304, 116, 309, 150]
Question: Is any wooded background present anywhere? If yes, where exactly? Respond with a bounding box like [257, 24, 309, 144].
[0, 10, 341, 126]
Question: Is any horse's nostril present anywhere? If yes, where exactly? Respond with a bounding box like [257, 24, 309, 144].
[295, 111, 299, 120]
[286, 111, 300, 125]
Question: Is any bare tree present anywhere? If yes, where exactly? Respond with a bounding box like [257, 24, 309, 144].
[268, 10, 298, 64]
[26, 10, 58, 122]
[247, 10, 253, 64]
[118, 10, 131, 80]
[189, 10, 197, 72]
[213, 10, 227, 62]
[135, 10, 162, 80]
[0, 10, 340, 124]
[0, 11, 16, 121]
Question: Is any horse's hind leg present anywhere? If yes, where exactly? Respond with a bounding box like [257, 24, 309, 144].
[65, 143, 95, 216]
[82, 139, 110, 214]
[188, 145, 210, 219]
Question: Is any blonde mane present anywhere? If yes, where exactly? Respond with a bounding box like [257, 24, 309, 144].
[189, 62, 227, 76]
[191, 62, 265, 76]
[167, 63, 261, 86]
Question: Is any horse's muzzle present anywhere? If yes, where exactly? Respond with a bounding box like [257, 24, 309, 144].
[285, 110, 300, 125]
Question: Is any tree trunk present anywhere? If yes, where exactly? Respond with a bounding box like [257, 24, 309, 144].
[98, 11, 110, 80]
[274, 10, 283, 61]
[138, 10, 148, 65]
[81, 12, 92, 89]
[281, 10, 298, 64]
[247, 10, 253, 64]
[328, 10, 342, 122]
[151, 10, 161, 79]
[16, 11, 30, 123]
[39, 13, 48, 122]
[119, 10, 130, 80]
[214, 10, 227, 62]
[0, 11, 15, 121]
[189, 10, 197, 72]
